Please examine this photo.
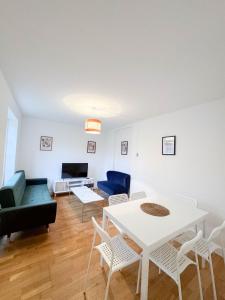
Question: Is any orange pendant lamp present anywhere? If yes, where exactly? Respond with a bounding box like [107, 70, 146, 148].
[85, 118, 101, 134]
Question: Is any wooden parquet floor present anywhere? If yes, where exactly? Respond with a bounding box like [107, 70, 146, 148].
[0, 194, 224, 300]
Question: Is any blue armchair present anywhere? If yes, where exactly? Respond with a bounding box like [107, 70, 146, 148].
[97, 171, 131, 196]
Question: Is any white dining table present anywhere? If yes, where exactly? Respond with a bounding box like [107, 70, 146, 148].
[102, 196, 208, 300]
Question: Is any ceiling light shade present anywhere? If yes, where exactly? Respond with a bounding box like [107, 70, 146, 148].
[85, 118, 101, 134]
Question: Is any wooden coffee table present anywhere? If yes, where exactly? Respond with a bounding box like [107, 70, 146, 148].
[71, 186, 104, 222]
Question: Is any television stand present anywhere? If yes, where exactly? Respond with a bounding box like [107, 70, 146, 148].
[53, 178, 94, 196]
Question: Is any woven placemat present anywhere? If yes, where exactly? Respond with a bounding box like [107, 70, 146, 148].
[140, 203, 170, 217]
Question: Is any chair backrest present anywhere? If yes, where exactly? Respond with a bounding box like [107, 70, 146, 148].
[130, 191, 147, 201]
[178, 231, 203, 259]
[108, 193, 129, 206]
[176, 194, 198, 207]
[207, 220, 225, 243]
[91, 217, 112, 247]
[106, 171, 131, 194]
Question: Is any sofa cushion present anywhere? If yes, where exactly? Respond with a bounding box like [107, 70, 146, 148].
[4, 171, 26, 207]
[21, 184, 52, 205]
[97, 181, 126, 196]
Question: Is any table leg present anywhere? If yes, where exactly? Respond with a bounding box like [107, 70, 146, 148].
[82, 204, 84, 223]
[141, 249, 149, 300]
[100, 210, 107, 267]
[102, 210, 107, 230]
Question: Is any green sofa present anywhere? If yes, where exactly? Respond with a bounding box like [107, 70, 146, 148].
[0, 170, 57, 238]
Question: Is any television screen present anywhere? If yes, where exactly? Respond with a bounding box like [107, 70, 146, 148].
[62, 163, 88, 179]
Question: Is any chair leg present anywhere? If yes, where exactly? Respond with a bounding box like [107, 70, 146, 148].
[202, 221, 206, 269]
[209, 254, 217, 300]
[83, 232, 96, 294]
[202, 257, 206, 269]
[220, 236, 225, 264]
[136, 260, 141, 294]
[221, 248, 225, 265]
[177, 275, 182, 300]
[195, 253, 203, 300]
[104, 269, 112, 300]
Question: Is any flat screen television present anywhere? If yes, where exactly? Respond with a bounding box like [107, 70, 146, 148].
[62, 163, 88, 179]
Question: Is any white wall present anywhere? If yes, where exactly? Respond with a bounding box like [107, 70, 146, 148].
[18, 117, 110, 190]
[111, 99, 225, 233]
[0, 70, 21, 185]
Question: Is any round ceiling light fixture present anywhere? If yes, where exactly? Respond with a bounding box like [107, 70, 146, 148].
[84, 118, 102, 134]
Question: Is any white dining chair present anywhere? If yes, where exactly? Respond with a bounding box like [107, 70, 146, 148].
[84, 217, 141, 300]
[130, 191, 147, 201]
[190, 220, 225, 300]
[137, 231, 203, 300]
[107, 194, 129, 235]
[173, 194, 198, 244]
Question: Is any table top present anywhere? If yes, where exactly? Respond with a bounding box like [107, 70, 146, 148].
[103, 197, 208, 250]
[71, 186, 104, 204]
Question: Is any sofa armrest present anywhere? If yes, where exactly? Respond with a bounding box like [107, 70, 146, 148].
[0, 188, 15, 208]
[26, 178, 47, 185]
[0, 201, 57, 236]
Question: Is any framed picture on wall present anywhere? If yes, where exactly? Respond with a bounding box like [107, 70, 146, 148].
[40, 136, 53, 151]
[162, 136, 176, 155]
[87, 141, 96, 153]
[121, 141, 128, 155]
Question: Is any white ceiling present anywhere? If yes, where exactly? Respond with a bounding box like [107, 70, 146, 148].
[0, 0, 225, 130]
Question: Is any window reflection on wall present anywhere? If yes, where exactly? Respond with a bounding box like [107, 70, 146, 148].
[4, 108, 18, 183]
